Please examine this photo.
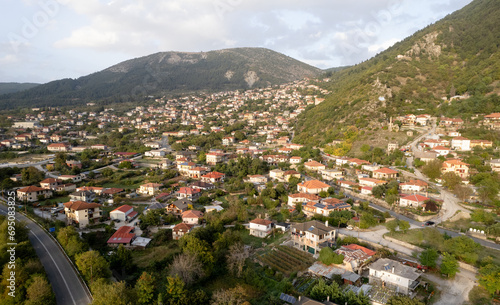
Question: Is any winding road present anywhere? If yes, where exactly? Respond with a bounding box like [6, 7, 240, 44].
[0, 203, 92, 305]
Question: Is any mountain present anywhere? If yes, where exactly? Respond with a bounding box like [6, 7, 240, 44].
[0, 48, 321, 109]
[295, 0, 500, 147]
[0, 82, 39, 95]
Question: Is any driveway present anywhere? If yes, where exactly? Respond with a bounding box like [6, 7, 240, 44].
[423, 268, 476, 305]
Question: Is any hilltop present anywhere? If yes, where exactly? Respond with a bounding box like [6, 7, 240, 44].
[0, 47, 321, 109]
[295, 0, 500, 147]
[0, 82, 39, 95]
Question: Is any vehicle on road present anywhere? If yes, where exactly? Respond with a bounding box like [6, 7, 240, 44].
[422, 221, 435, 227]
[346, 225, 354, 230]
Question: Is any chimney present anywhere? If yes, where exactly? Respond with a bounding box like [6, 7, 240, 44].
[325, 220, 329, 227]
[392, 266, 395, 273]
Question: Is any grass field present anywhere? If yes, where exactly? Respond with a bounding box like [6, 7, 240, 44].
[132, 244, 180, 269]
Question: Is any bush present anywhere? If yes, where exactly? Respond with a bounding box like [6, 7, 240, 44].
[318, 247, 344, 265]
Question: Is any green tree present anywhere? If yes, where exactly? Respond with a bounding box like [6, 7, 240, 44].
[386, 295, 424, 305]
[90, 279, 135, 305]
[136, 272, 155, 305]
[398, 220, 410, 233]
[21, 166, 45, 185]
[25, 275, 55, 305]
[421, 159, 443, 180]
[101, 167, 113, 177]
[478, 263, 500, 295]
[75, 250, 111, 282]
[386, 219, 398, 235]
[118, 161, 133, 169]
[442, 172, 462, 191]
[440, 253, 459, 277]
[419, 248, 439, 268]
[164, 276, 188, 305]
[56, 226, 86, 257]
[360, 144, 371, 154]
[468, 286, 493, 305]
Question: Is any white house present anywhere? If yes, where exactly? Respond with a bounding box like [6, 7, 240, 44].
[297, 180, 330, 194]
[399, 180, 428, 193]
[451, 136, 471, 151]
[145, 150, 166, 157]
[249, 218, 273, 238]
[369, 258, 421, 295]
[399, 194, 429, 208]
[110, 205, 138, 222]
[181, 210, 203, 225]
[321, 169, 344, 181]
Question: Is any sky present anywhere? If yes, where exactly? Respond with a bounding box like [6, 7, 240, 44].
[0, 0, 473, 84]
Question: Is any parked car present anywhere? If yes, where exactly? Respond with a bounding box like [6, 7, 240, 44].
[422, 221, 435, 227]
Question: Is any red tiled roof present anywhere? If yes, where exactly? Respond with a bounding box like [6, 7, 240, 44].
[182, 210, 204, 218]
[288, 193, 321, 200]
[177, 187, 201, 195]
[63, 201, 101, 210]
[107, 226, 135, 244]
[112, 205, 133, 213]
[173, 223, 194, 232]
[18, 185, 47, 193]
[400, 194, 429, 202]
[374, 167, 399, 174]
[343, 244, 376, 256]
[297, 180, 329, 189]
[250, 218, 272, 225]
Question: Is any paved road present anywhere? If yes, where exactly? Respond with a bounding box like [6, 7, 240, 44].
[0, 203, 92, 305]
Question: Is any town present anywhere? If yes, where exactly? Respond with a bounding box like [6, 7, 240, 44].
[1, 77, 499, 305]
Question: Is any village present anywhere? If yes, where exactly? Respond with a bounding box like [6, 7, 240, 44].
[1, 77, 500, 305]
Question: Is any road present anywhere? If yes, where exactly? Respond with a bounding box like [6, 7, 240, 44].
[0, 203, 92, 305]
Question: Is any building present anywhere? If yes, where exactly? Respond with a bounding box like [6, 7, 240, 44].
[176, 187, 201, 201]
[304, 160, 326, 171]
[200, 171, 225, 183]
[63, 201, 102, 227]
[358, 178, 386, 188]
[137, 183, 163, 195]
[110, 205, 138, 222]
[17, 186, 53, 202]
[369, 258, 421, 295]
[166, 199, 190, 214]
[288, 193, 321, 208]
[399, 194, 429, 208]
[47, 143, 70, 152]
[181, 210, 203, 225]
[107, 226, 136, 247]
[321, 169, 344, 181]
[69, 190, 95, 202]
[372, 168, 398, 180]
[291, 220, 336, 254]
[40, 178, 62, 190]
[488, 159, 500, 172]
[297, 180, 330, 194]
[302, 199, 351, 217]
[246, 175, 268, 184]
[206, 152, 226, 165]
[451, 136, 471, 151]
[13, 121, 41, 129]
[441, 159, 469, 179]
[190, 181, 215, 190]
[335, 244, 376, 272]
[172, 223, 194, 240]
[399, 180, 428, 193]
[249, 218, 273, 238]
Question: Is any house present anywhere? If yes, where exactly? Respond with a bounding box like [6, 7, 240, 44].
[206, 152, 226, 165]
[69, 190, 95, 202]
[181, 210, 203, 225]
[297, 180, 330, 194]
[63, 201, 102, 227]
[40, 178, 62, 190]
[321, 169, 344, 181]
[488, 159, 500, 172]
[360, 186, 372, 195]
[222, 137, 235, 145]
[107, 226, 136, 246]
[246, 175, 268, 184]
[176, 187, 201, 201]
[56, 183, 77, 193]
[283, 170, 301, 182]
[102, 188, 125, 197]
[190, 181, 215, 190]
[287, 193, 321, 208]
[166, 199, 190, 214]
[399, 194, 429, 208]
[337, 180, 358, 189]
[17, 186, 53, 202]
[291, 220, 336, 254]
[58, 174, 83, 183]
[200, 171, 225, 183]
[302, 199, 351, 217]
[304, 160, 326, 172]
[335, 244, 375, 272]
[387, 143, 399, 152]
[66, 160, 82, 169]
[205, 205, 224, 213]
[47, 143, 70, 152]
[470, 140, 493, 149]
[451, 136, 471, 151]
[482, 113, 500, 129]
[249, 218, 273, 238]
[358, 178, 386, 188]
[399, 180, 428, 193]
[137, 183, 163, 195]
[372, 168, 398, 180]
[442, 159, 470, 179]
[145, 150, 166, 157]
[275, 222, 291, 232]
[173, 223, 194, 240]
[290, 156, 302, 164]
[186, 167, 208, 179]
[432, 146, 450, 157]
[110, 205, 138, 222]
[369, 258, 421, 295]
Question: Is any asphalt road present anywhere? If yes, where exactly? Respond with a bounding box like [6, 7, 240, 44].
[0, 204, 92, 305]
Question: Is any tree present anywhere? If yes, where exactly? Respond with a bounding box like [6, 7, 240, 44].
[440, 253, 459, 277]
[478, 263, 500, 295]
[421, 159, 442, 180]
[118, 161, 133, 169]
[101, 167, 113, 177]
[398, 220, 410, 233]
[90, 279, 134, 305]
[419, 248, 438, 268]
[75, 250, 110, 282]
[386, 295, 424, 305]
[25, 275, 55, 305]
[468, 286, 493, 305]
[360, 144, 371, 154]
[226, 243, 250, 278]
[164, 276, 189, 305]
[21, 166, 45, 185]
[386, 220, 398, 235]
[318, 247, 343, 265]
[423, 200, 438, 212]
[453, 184, 472, 202]
[169, 253, 205, 285]
[210, 286, 247, 305]
[136, 272, 155, 305]
[56, 226, 86, 258]
[442, 172, 462, 191]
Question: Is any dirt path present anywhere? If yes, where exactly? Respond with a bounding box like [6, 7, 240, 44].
[423, 268, 476, 305]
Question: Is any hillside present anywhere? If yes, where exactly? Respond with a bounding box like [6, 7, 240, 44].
[0, 82, 39, 95]
[295, 0, 500, 147]
[0, 48, 321, 109]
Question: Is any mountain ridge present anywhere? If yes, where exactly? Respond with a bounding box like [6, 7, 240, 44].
[0, 47, 322, 109]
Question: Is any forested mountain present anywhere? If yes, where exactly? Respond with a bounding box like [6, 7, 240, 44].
[295, 0, 500, 146]
[0, 48, 321, 109]
[0, 82, 39, 95]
